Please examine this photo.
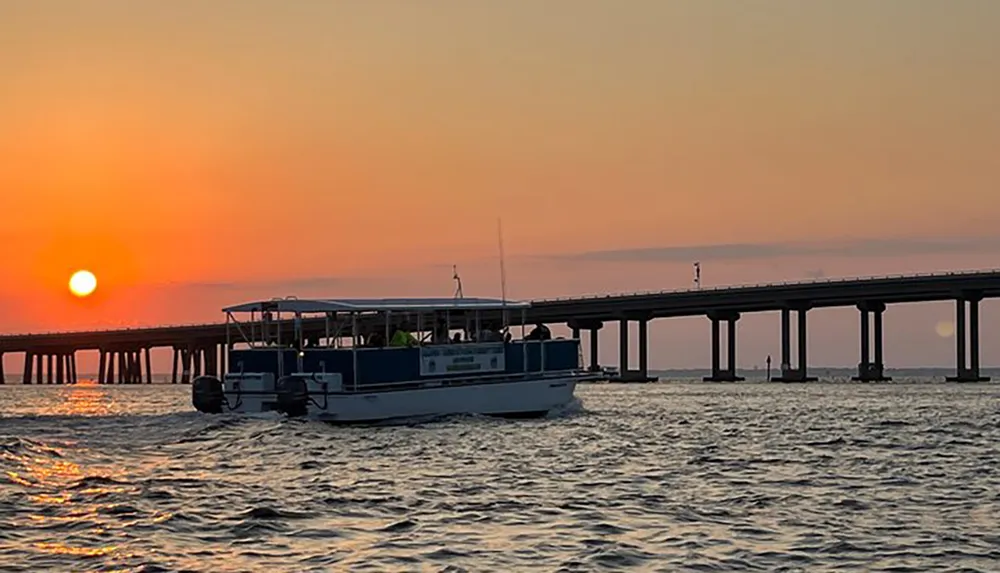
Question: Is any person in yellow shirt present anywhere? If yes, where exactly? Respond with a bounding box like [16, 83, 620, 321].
[389, 322, 418, 347]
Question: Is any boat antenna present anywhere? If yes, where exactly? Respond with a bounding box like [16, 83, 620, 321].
[453, 265, 464, 299]
[497, 218, 509, 329]
[498, 218, 508, 304]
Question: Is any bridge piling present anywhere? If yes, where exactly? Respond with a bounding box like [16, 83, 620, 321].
[638, 318, 649, 380]
[133, 351, 141, 383]
[589, 328, 600, 372]
[0, 352, 4, 384]
[103, 351, 113, 384]
[220, 344, 227, 378]
[46, 354, 53, 384]
[181, 348, 192, 383]
[610, 317, 655, 382]
[618, 319, 628, 377]
[853, 302, 890, 381]
[947, 296, 989, 382]
[205, 346, 218, 378]
[704, 312, 743, 381]
[773, 306, 817, 382]
[55, 352, 64, 385]
[97, 351, 106, 384]
[171, 348, 179, 383]
[22, 353, 33, 384]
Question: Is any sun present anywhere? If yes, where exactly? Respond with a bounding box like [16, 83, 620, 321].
[69, 270, 98, 298]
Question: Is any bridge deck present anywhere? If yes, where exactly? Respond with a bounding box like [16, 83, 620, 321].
[2, 269, 999, 353]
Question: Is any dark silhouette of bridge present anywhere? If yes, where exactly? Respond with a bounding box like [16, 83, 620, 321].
[1, 269, 998, 384]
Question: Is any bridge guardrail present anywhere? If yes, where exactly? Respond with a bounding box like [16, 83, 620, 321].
[532, 268, 1000, 302]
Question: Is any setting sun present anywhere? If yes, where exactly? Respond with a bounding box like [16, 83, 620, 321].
[68, 270, 97, 298]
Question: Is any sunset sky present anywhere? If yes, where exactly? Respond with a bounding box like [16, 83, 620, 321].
[2, 1, 999, 372]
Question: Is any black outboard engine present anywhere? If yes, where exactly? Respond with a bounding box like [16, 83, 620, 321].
[192, 376, 225, 414]
[275, 376, 309, 417]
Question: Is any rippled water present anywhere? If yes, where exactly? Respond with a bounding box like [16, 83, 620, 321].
[1, 380, 999, 572]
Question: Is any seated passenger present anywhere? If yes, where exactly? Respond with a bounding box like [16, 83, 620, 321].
[526, 323, 552, 341]
[477, 322, 503, 342]
[389, 322, 418, 347]
[433, 319, 450, 344]
[367, 330, 386, 347]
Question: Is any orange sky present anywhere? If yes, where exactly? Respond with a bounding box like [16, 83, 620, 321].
[2, 1, 1000, 369]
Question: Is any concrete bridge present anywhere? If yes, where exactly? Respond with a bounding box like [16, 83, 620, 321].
[1, 269, 998, 384]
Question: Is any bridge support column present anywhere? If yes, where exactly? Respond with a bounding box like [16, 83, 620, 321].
[638, 318, 649, 380]
[612, 316, 656, 382]
[104, 351, 113, 384]
[220, 344, 227, 378]
[55, 352, 64, 385]
[618, 319, 628, 378]
[568, 319, 605, 374]
[22, 352, 34, 384]
[773, 305, 817, 382]
[0, 353, 4, 384]
[947, 296, 990, 382]
[171, 348, 179, 383]
[703, 312, 743, 382]
[133, 351, 142, 383]
[98, 351, 106, 384]
[105, 351, 114, 384]
[69, 353, 78, 384]
[144, 348, 153, 384]
[181, 348, 192, 383]
[589, 329, 600, 372]
[46, 354, 53, 384]
[118, 351, 127, 384]
[205, 346, 218, 378]
[853, 302, 890, 381]
[194, 348, 204, 378]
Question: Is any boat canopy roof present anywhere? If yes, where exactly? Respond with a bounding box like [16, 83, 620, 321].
[222, 297, 530, 314]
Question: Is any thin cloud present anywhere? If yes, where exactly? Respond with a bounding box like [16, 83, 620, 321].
[549, 236, 1000, 264]
[153, 275, 393, 293]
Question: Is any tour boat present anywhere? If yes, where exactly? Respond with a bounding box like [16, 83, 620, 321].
[191, 297, 597, 423]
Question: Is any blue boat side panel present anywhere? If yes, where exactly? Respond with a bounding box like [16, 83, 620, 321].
[229, 339, 580, 385]
[518, 340, 579, 372]
[356, 348, 421, 384]
[302, 350, 353, 380]
[229, 349, 298, 377]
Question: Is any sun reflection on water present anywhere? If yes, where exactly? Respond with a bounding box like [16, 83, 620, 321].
[2, 385, 136, 565]
[39, 379, 119, 417]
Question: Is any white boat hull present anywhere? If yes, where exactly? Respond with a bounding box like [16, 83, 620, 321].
[220, 373, 586, 423]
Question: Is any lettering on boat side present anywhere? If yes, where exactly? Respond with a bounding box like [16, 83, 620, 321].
[419, 343, 506, 376]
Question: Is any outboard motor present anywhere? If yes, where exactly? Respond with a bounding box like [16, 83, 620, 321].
[192, 376, 225, 414]
[275, 376, 309, 417]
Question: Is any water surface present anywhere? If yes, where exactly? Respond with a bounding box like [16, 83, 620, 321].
[1, 380, 999, 571]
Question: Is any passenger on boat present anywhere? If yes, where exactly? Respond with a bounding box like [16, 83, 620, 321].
[389, 322, 418, 347]
[525, 323, 552, 341]
[433, 319, 450, 344]
[366, 330, 386, 347]
[477, 322, 504, 342]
